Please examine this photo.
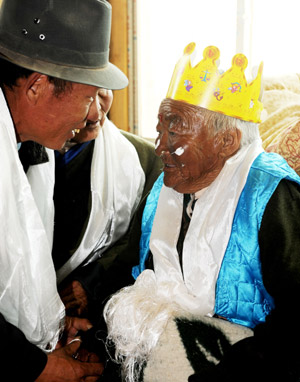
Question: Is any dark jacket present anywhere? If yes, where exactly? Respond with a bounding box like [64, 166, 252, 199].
[53, 131, 162, 321]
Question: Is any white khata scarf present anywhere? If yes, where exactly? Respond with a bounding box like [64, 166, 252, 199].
[56, 118, 145, 283]
[104, 139, 263, 382]
[0, 90, 65, 351]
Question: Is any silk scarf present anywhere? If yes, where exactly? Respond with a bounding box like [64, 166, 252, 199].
[0, 89, 64, 351]
[150, 140, 263, 315]
[56, 119, 145, 283]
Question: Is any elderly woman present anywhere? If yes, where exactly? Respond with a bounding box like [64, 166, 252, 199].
[104, 44, 300, 382]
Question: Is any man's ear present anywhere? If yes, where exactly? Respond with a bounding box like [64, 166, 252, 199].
[218, 128, 242, 159]
[26, 73, 49, 104]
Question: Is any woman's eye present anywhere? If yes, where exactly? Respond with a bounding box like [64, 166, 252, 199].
[169, 117, 181, 130]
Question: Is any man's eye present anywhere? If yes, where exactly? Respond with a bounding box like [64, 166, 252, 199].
[169, 131, 176, 137]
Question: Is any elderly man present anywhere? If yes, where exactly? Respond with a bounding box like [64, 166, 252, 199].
[104, 44, 300, 382]
[0, 0, 129, 381]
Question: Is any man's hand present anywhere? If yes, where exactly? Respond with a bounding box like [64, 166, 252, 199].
[57, 316, 93, 348]
[35, 340, 104, 382]
[59, 280, 88, 316]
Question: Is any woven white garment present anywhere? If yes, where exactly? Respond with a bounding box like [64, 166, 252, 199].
[56, 119, 145, 283]
[0, 89, 64, 351]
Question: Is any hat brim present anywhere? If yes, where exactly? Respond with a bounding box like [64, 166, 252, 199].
[0, 46, 128, 90]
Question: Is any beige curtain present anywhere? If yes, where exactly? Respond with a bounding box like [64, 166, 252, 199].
[108, 0, 138, 133]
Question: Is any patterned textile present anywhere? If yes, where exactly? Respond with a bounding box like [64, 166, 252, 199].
[260, 73, 300, 175]
[143, 315, 253, 382]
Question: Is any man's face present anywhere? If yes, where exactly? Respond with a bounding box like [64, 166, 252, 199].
[71, 88, 113, 143]
[155, 99, 224, 194]
[23, 79, 110, 150]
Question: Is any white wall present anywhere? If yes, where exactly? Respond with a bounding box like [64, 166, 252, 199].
[137, 0, 300, 138]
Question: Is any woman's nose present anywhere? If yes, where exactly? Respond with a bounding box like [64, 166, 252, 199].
[155, 132, 168, 157]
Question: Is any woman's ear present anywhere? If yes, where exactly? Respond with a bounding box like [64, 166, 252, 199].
[26, 73, 49, 104]
[218, 128, 242, 159]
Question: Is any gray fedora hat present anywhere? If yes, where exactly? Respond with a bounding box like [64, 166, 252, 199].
[0, 0, 128, 90]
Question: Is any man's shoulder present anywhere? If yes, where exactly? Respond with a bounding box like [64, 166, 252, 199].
[120, 129, 162, 199]
[120, 130, 155, 153]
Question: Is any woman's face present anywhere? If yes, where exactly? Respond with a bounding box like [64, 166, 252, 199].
[155, 99, 225, 194]
[71, 88, 113, 143]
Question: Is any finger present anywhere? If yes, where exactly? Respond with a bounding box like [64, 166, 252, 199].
[81, 361, 105, 377]
[66, 280, 85, 298]
[59, 284, 74, 300]
[76, 346, 101, 363]
[84, 377, 103, 382]
[65, 338, 82, 356]
[64, 300, 88, 317]
[62, 296, 79, 310]
[85, 378, 103, 382]
[71, 317, 93, 332]
[55, 340, 63, 349]
[59, 281, 85, 303]
[77, 348, 90, 362]
[71, 280, 85, 293]
[65, 316, 92, 332]
[66, 326, 81, 340]
[88, 353, 100, 363]
[63, 298, 78, 309]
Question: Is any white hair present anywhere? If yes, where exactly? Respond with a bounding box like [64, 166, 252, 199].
[198, 107, 261, 147]
[232, 118, 261, 147]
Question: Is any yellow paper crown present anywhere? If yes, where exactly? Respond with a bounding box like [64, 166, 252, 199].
[166, 43, 264, 123]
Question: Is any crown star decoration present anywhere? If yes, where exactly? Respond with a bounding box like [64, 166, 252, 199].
[166, 43, 264, 123]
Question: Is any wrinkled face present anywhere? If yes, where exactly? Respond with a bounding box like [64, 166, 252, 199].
[21, 80, 111, 150]
[71, 88, 113, 143]
[155, 99, 224, 194]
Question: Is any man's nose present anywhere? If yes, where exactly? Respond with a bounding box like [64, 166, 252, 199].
[87, 96, 101, 122]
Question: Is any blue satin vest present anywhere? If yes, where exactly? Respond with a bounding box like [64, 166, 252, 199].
[132, 152, 300, 328]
